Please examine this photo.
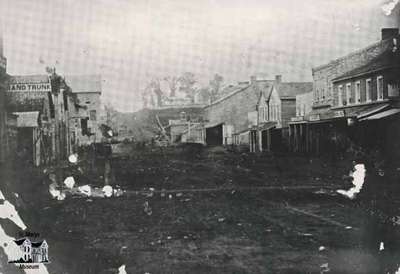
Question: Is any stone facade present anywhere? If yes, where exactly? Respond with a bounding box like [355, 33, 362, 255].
[312, 29, 399, 108]
[204, 77, 274, 136]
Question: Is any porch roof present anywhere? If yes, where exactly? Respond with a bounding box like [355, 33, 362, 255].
[343, 103, 390, 119]
[204, 122, 224, 128]
[258, 121, 277, 131]
[13, 111, 40, 127]
[359, 108, 400, 121]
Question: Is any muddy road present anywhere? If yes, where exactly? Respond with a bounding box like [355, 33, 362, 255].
[1, 146, 400, 273]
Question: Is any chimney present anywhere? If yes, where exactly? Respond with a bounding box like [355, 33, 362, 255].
[381, 28, 399, 40]
[250, 75, 257, 85]
[275, 75, 282, 84]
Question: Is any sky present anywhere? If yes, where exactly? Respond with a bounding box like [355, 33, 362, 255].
[0, 0, 399, 112]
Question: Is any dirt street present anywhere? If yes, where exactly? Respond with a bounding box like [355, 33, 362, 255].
[1, 145, 399, 273]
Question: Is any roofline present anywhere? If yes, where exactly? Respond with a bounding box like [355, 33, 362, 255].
[312, 38, 390, 72]
[332, 65, 400, 83]
[204, 85, 250, 108]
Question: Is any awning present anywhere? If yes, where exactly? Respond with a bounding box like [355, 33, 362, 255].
[342, 103, 391, 119]
[205, 122, 224, 128]
[360, 108, 400, 121]
[13, 111, 40, 127]
[233, 128, 250, 135]
[258, 121, 277, 131]
[305, 107, 345, 124]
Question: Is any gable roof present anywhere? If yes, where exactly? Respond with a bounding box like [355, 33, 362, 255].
[332, 48, 400, 82]
[205, 84, 250, 107]
[312, 34, 398, 72]
[207, 78, 277, 107]
[275, 82, 313, 99]
[64, 75, 102, 94]
[14, 238, 30, 246]
[31, 241, 44, 248]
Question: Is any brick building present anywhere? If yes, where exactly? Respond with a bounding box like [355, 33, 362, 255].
[305, 28, 400, 155]
[204, 76, 274, 146]
[329, 37, 400, 161]
[254, 79, 312, 152]
[204, 75, 312, 151]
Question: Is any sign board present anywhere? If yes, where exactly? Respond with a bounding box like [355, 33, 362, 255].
[8, 83, 51, 92]
[309, 114, 320, 121]
[333, 110, 345, 118]
[291, 116, 304, 122]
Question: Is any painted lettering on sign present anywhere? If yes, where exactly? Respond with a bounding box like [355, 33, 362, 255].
[8, 83, 51, 92]
[309, 114, 320, 121]
[333, 110, 345, 118]
[291, 116, 304, 122]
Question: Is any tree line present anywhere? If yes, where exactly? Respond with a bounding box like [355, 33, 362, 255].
[141, 72, 224, 108]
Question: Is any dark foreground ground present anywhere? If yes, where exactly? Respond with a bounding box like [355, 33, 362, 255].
[1, 145, 400, 273]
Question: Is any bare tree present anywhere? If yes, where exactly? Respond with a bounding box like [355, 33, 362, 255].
[209, 73, 224, 103]
[164, 76, 179, 97]
[146, 78, 164, 107]
[178, 72, 197, 102]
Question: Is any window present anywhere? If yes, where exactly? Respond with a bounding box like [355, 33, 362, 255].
[346, 83, 351, 105]
[328, 82, 332, 98]
[377, 76, 383, 100]
[278, 105, 281, 122]
[89, 110, 97, 121]
[338, 85, 343, 106]
[366, 79, 372, 101]
[263, 107, 268, 121]
[355, 81, 361, 103]
[321, 88, 325, 100]
[388, 83, 400, 97]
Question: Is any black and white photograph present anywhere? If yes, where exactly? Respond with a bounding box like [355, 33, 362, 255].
[0, 0, 400, 273]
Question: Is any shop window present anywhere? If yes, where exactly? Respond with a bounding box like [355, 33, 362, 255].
[377, 76, 383, 100]
[262, 106, 268, 121]
[388, 83, 400, 97]
[366, 79, 372, 101]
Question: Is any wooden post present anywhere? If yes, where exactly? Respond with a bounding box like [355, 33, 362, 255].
[288, 124, 292, 152]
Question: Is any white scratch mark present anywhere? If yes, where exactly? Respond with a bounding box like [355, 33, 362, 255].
[337, 164, 366, 200]
[382, 0, 399, 16]
[118, 264, 127, 274]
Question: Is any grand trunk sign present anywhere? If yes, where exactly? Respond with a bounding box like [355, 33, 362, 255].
[8, 83, 51, 92]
